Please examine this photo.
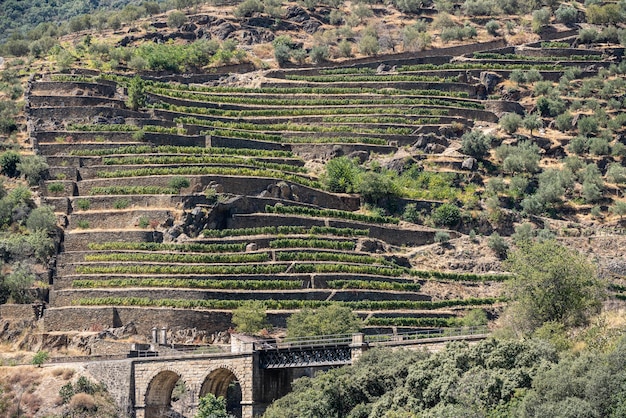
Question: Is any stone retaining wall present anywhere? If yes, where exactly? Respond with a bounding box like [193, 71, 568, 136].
[67, 209, 173, 230]
[77, 175, 359, 211]
[50, 289, 335, 306]
[0, 304, 36, 320]
[43, 306, 233, 334]
[30, 106, 150, 121]
[269, 39, 508, 74]
[39, 142, 145, 156]
[69, 195, 179, 213]
[32, 81, 117, 97]
[62, 230, 163, 252]
[43, 303, 463, 335]
[35, 130, 137, 143]
[29, 95, 125, 108]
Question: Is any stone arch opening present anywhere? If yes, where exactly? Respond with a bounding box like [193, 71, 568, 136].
[199, 368, 243, 418]
[145, 370, 187, 418]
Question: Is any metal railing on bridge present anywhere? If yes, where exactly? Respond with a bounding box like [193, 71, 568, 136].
[365, 325, 489, 345]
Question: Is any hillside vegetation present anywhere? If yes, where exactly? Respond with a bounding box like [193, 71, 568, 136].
[0, 0, 626, 415]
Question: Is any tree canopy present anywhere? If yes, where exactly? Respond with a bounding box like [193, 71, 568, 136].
[286, 305, 362, 338]
[503, 240, 604, 333]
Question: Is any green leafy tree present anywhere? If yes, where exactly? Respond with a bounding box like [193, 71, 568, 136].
[287, 305, 361, 338]
[487, 232, 509, 259]
[499, 113, 522, 134]
[485, 20, 500, 36]
[523, 113, 543, 136]
[231, 301, 270, 334]
[2, 262, 36, 304]
[26, 205, 56, 233]
[309, 45, 329, 64]
[274, 44, 291, 66]
[431, 203, 461, 228]
[0, 151, 21, 177]
[359, 34, 380, 56]
[555, 3, 578, 24]
[126, 76, 146, 111]
[234, 0, 264, 17]
[497, 141, 541, 174]
[322, 157, 360, 193]
[532, 8, 551, 33]
[577, 116, 599, 137]
[167, 10, 188, 28]
[504, 240, 604, 333]
[16, 155, 48, 186]
[460, 130, 493, 158]
[196, 393, 229, 418]
[357, 171, 398, 203]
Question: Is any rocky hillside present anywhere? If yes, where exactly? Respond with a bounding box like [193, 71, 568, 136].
[0, 0, 624, 351]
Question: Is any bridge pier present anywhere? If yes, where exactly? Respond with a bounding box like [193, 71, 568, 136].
[350, 333, 368, 363]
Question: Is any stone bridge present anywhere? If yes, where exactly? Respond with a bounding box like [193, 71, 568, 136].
[84, 327, 488, 418]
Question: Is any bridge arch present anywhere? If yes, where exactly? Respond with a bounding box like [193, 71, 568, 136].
[199, 365, 244, 418]
[144, 368, 186, 418]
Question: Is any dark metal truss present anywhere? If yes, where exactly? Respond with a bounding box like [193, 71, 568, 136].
[259, 346, 352, 369]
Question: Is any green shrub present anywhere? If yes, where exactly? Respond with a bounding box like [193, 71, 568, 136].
[287, 305, 361, 338]
[234, 0, 263, 17]
[113, 199, 130, 209]
[402, 203, 420, 223]
[2, 263, 36, 303]
[393, 0, 424, 12]
[499, 113, 522, 134]
[588, 137, 610, 156]
[47, 183, 65, 193]
[16, 155, 49, 185]
[26, 206, 56, 232]
[357, 171, 399, 203]
[497, 141, 541, 174]
[578, 116, 599, 137]
[274, 44, 291, 66]
[434, 231, 451, 244]
[323, 157, 360, 193]
[167, 10, 187, 28]
[607, 163, 626, 184]
[461, 130, 493, 158]
[432, 203, 461, 228]
[309, 45, 329, 64]
[568, 136, 588, 155]
[138, 216, 150, 228]
[485, 20, 500, 36]
[532, 8, 551, 33]
[337, 40, 353, 58]
[0, 151, 21, 177]
[75, 199, 90, 211]
[555, 4, 578, 24]
[167, 176, 190, 192]
[487, 232, 508, 259]
[359, 35, 380, 56]
[232, 301, 270, 333]
[31, 350, 49, 367]
[126, 76, 146, 112]
[555, 112, 573, 132]
[77, 220, 90, 229]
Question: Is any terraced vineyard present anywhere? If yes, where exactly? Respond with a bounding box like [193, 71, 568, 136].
[30, 36, 624, 336]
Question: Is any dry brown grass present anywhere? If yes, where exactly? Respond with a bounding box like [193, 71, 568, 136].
[69, 393, 98, 412]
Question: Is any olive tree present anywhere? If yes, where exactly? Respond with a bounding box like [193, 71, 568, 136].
[504, 240, 604, 333]
[287, 305, 361, 338]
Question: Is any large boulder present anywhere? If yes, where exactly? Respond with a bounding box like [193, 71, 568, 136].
[213, 22, 236, 40]
[479, 71, 502, 94]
